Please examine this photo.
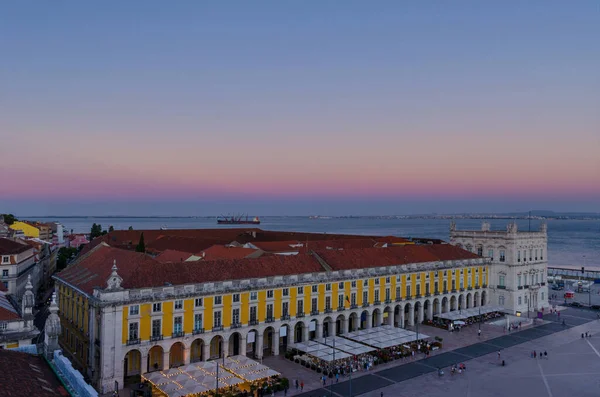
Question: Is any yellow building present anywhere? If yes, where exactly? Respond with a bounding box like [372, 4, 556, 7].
[54, 240, 491, 393]
[9, 221, 40, 238]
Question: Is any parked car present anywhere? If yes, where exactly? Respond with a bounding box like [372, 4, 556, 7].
[570, 302, 584, 308]
[590, 305, 600, 311]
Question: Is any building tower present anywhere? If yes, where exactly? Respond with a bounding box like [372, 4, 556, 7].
[21, 275, 35, 329]
[44, 292, 62, 359]
[450, 221, 549, 315]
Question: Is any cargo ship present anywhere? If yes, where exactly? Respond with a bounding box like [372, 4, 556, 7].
[217, 214, 261, 225]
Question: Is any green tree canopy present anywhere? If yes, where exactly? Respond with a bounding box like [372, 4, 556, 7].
[1, 214, 17, 225]
[135, 232, 146, 253]
[109, 225, 114, 232]
[90, 223, 103, 239]
[128, 226, 134, 231]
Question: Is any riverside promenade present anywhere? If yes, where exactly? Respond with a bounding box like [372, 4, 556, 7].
[279, 307, 599, 397]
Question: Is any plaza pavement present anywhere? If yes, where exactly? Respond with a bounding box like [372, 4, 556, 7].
[282, 307, 599, 397]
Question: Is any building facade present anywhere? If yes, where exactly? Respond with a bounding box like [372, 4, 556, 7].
[450, 221, 549, 315]
[0, 238, 41, 299]
[54, 242, 490, 392]
[0, 275, 39, 349]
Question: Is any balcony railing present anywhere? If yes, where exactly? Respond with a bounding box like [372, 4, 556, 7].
[265, 317, 275, 323]
[192, 328, 205, 335]
[280, 314, 290, 321]
[230, 323, 242, 329]
[362, 302, 370, 308]
[467, 287, 473, 291]
[443, 290, 448, 294]
[395, 297, 402, 302]
[482, 284, 487, 288]
[374, 300, 381, 305]
[337, 306, 345, 312]
[497, 285, 506, 290]
[296, 312, 305, 318]
[150, 335, 163, 342]
[451, 289, 457, 293]
[249, 319, 259, 326]
[310, 310, 320, 316]
[523, 285, 529, 289]
[126, 338, 140, 346]
[350, 304, 358, 309]
[433, 291, 439, 296]
[212, 325, 224, 332]
[415, 294, 421, 299]
[459, 288, 465, 292]
[385, 299, 392, 304]
[541, 282, 546, 286]
[475, 285, 480, 289]
[172, 331, 185, 338]
[425, 293, 431, 297]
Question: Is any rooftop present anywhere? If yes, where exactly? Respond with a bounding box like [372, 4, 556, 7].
[0, 238, 31, 255]
[0, 292, 20, 321]
[0, 349, 67, 397]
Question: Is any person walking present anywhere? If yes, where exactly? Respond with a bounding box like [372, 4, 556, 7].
[295, 379, 298, 391]
[478, 329, 481, 337]
[497, 351, 501, 360]
[544, 351, 547, 359]
[300, 381, 304, 391]
[533, 351, 536, 358]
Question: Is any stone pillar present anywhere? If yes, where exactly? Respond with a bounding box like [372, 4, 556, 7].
[183, 347, 191, 365]
[365, 313, 372, 329]
[330, 321, 337, 336]
[163, 351, 170, 370]
[388, 310, 395, 327]
[407, 307, 414, 326]
[399, 310, 405, 328]
[316, 323, 323, 339]
[272, 333, 279, 356]
[222, 339, 229, 358]
[240, 339, 247, 356]
[141, 353, 149, 374]
[256, 333, 264, 359]
[343, 318, 349, 334]
[418, 304, 424, 323]
[427, 304, 433, 321]
[303, 326, 309, 342]
[202, 342, 210, 362]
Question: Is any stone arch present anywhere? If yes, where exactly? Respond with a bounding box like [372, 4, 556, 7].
[433, 298, 441, 317]
[482, 290, 487, 306]
[209, 335, 224, 359]
[309, 319, 319, 340]
[360, 310, 370, 329]
[348, 312, 359, 332]
[441, 297, 449, 313]
[263, 326, 275, 356]
[474, 291, 479, 307]
[190, 338, 204, 363]
[404, 303, 413, 327]
[423, 299, 431, 321]
[229, 332, 242, 356]
[124, 349, 142, 379]
[414, 301, 422, 324]
[293, 322, 305, 343]
[279, 324, 290, 351]
[383, 306, 393, 326]
[335, 314, 346, 335]
[169, 342, 185, 368]
[466, 293, 472, 309]
[323, 316, 334, 337]
[372, 308, 382, 327]
[148, 345, 164, 372]
[458, 294, 465, 311]
[246, 328, 259, 358]
[394, 304, 403, 327]
[450, 295, 457, 311]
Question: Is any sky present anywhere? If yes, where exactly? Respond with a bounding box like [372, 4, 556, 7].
[1, 1, 599, 216]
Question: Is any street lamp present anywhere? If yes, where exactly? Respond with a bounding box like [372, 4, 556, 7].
[478, 306, 481, 331]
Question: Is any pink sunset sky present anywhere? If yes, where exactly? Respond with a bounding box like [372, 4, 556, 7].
[1, 2, 599, 216]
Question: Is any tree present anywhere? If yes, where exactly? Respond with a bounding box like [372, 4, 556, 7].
[57, 247, 79, 271]
[90, 223, 103, 239]
[1, 214, 17, 225]
[109, 225, 114, 232]
[128, 226, 134, 231]
[135, 232, 146, 253]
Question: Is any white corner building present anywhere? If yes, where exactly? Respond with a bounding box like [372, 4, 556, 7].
[450, 221, 549, 315]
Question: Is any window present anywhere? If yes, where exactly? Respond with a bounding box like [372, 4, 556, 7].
[213, 311, 222, 328]
[282, 288, 289, 297]
[540, 249, 544, 260]
[518, 297, 522, 305]
[385, 277, 390, 284]
[374, 278, 380, 285]
[233, 293, 240, 303]
[518, 275, 522, 287]
[297, 300, 304, 315]
[152, 303, 162, 313]
[351, 281, 357, 288]
[2, 256, 8, 264]
[416, 284, 421, 296]
[406, 285, 411, 298]
[325, 296, 331, 310]
[499, 296, 505, 305]
[351, 292, 356, 305]
[298, 286, 304, 294]
[434, 282, 438, 293]
[499, 250, 506, 262]
[363, 280, 368, 287]
[338, 282, 344, 289]
[173, 316, 183, 333]
[282, 302, 289, 316]
[443, 280, 447, 291]
[2, 282, 7, 289]
[267, 303, 274, 319]
[531, 274, 534, 285]
[499, 275, 505, 287]
[338, 294, 344, 308]
[426, 283, 430, 294]
[1, 270, 7, 277]
[529, 249, 533, 261]
[523, 250, 527, 262]
[541, 292, 545, 301]
[518, 251, 521, 262]
[488, 249, 494, 260]
[174, 300, 183, 310]
[477, 246, 483, 256]
[250, 306, 257, 321]
[128, 322, 139, 340]
[325, 283, 331, 291]
[385, 288, 390, 301]
[152, 319, 161, 337]
[194, 313, 202, 330]
[395, 286, 400, 298]
[374, 290, 380, 302]
[214, 296, 222, 305]
[250, 292, 258, 301]
[194, 298, 203, 307]
[483, 274, 487, 284]
[232, 308, 240, 324]
[312, 285, 318, 293]
[129, 305, 139, 316]
[535, 274, 539, 284]
[397, 275, 401, 282]
[311, 297, 318, 312]
[267, 290, 274, 299]
[362, 291, 368, 304]
[524, 295, 528, 304]
[535, 249, 538, 260]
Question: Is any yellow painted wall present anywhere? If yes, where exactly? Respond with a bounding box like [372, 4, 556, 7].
[184, 299, 194, 334]
[204, 297, 213, 330]
[223, 295, 232, 327]
[257, 291, 266, 321]
[162, 301, 173, 336]
[274, 289, 282, 318]
[290, 288, 298, 316]
[241, 292, 249, 323]
[9, 221, 39, 238]
[140, 304, 151, 340]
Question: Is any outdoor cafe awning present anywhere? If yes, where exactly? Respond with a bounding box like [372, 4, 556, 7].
[434, 305, 505, 321]
[344, 325, 429, 349]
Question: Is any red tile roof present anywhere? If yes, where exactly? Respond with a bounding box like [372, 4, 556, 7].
[0, 294, 20, 321]
[145, 235, 220, 254]
[200, 245, 259, 260]
[0, 349, 67, 397]
[155, 249, 195, 263]
[375, 236, 413, 245]
[0, 283, 7, 292]
[0, 238, 31, 255]
[315, 244, 480, 271]
[249, 240, 304, 253]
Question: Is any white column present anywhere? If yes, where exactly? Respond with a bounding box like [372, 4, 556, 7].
[427, 303, 433, 321]
[240, 339, 247, 356]
[222, 338, 229, 358]
[343, 318, 349, 334]
[272, 333, 279, 356]
[365, 313, 372, 329]
[256, 333, 264, 359]
[141, 353, 149, 374]
[183, 347, 191, 365]
[302, 326, 309, 342]
[316, 323, 323, 339]
[407, 306, 414, 326]
[399, 310, 405, 328]
[389, 310, 395, 327]
[163, 351, 170, 370]
[330, 321, 337, 336]
[202, 342, 210, 362]
[418, 304, 424, 323]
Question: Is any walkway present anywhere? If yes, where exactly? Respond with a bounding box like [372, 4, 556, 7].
[291, 308, 598, 397]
